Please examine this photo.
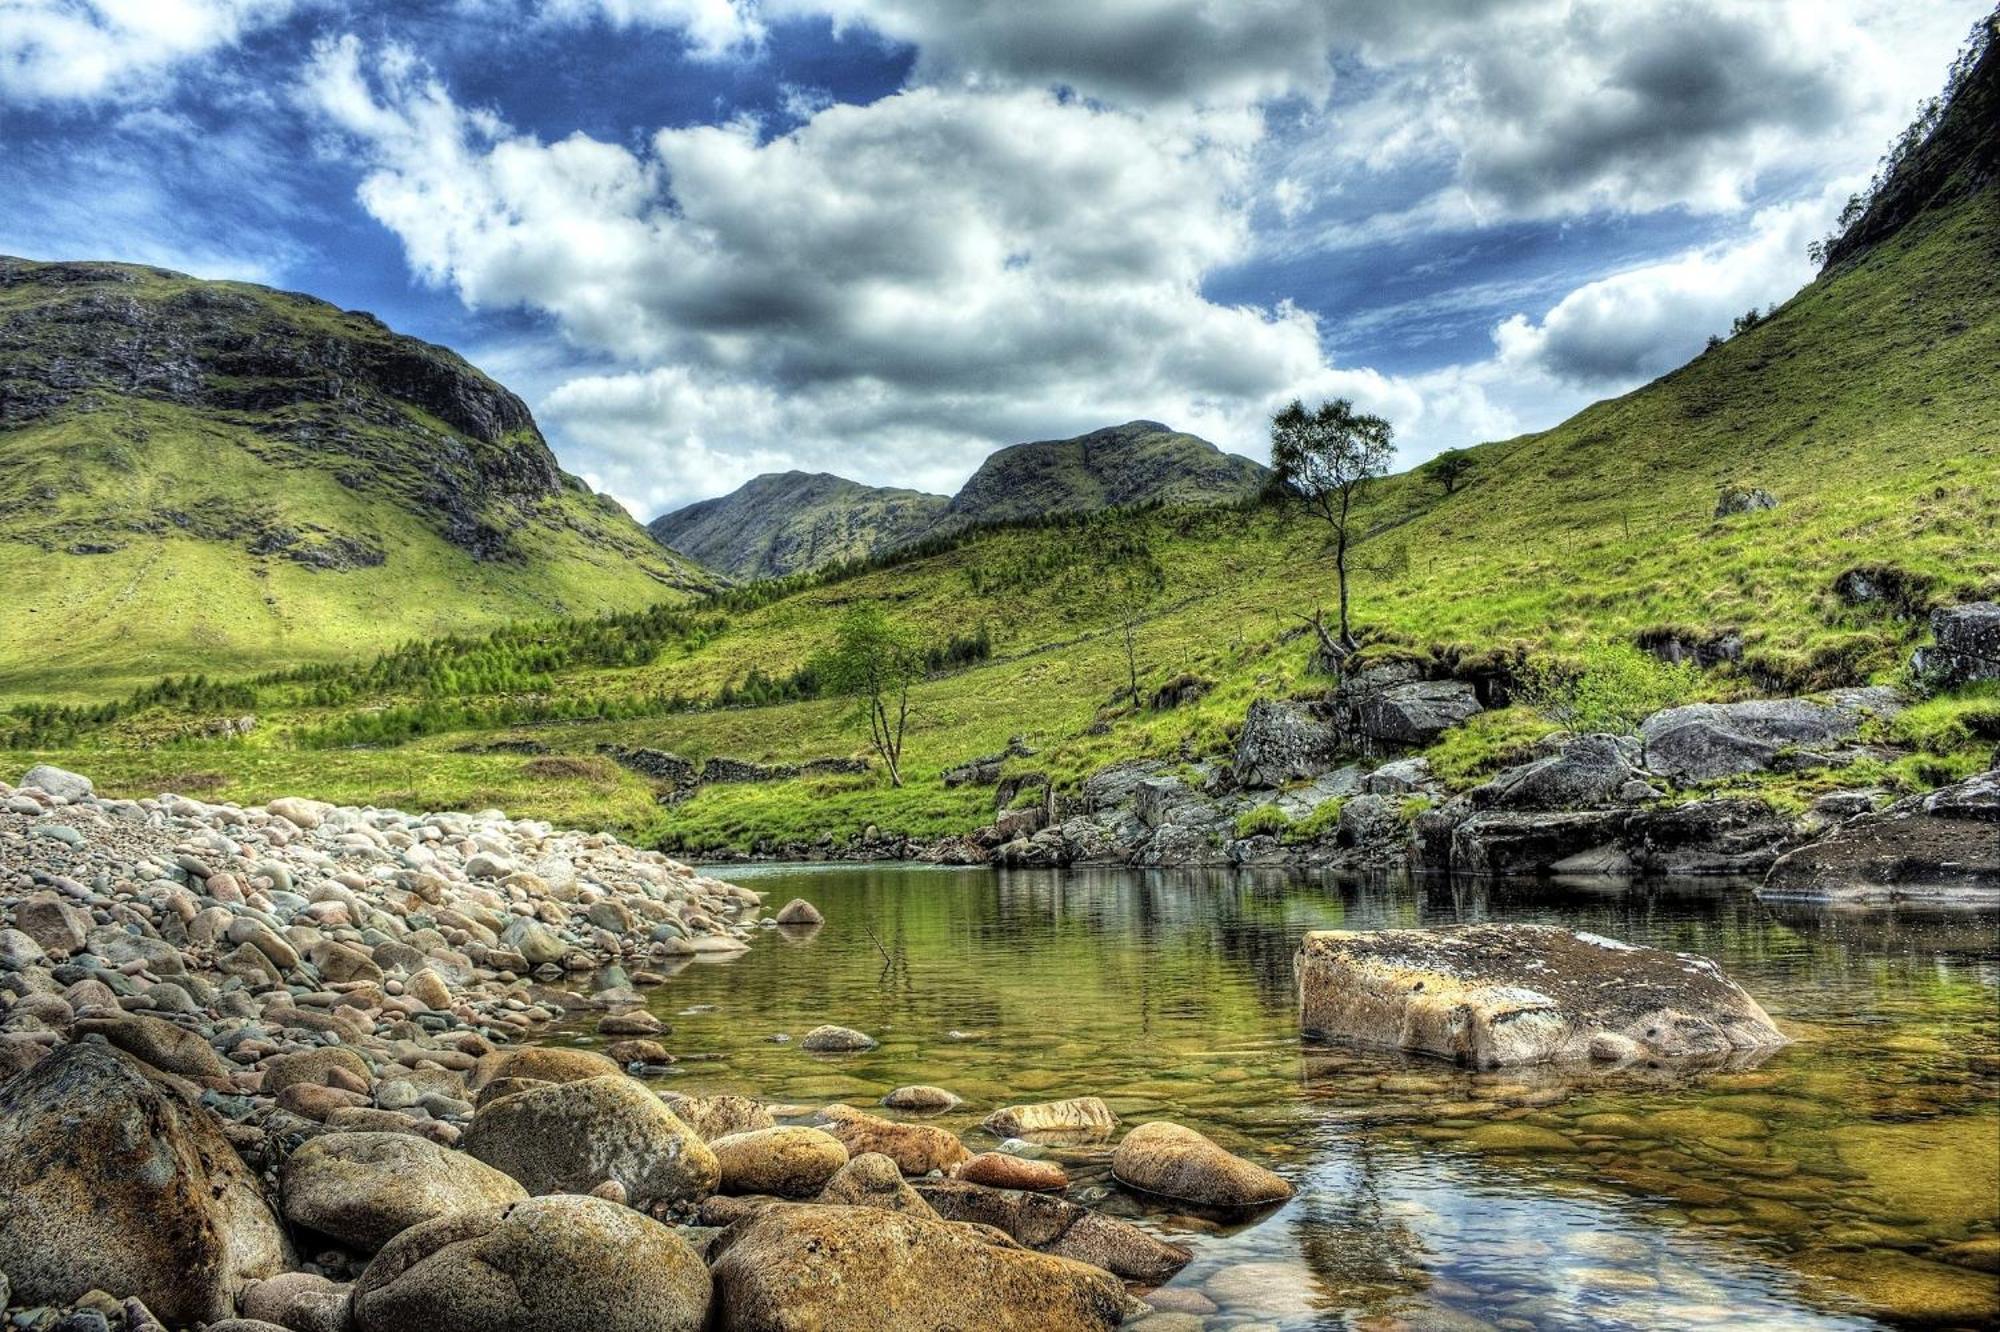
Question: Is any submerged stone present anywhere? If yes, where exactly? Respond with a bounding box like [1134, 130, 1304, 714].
[1295, 923, 1789, 1068]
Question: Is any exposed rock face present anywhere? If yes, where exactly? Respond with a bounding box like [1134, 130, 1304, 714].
[708, 1203, 1134, 1331]
[1639, 697, 1872, 784]
[281, 1131, 528, 1252]
[1234, 699, 1342, 788]
[350, 1196, 711, 1332]
[1761, 768, 2000, 904]
[1354, 680, 1483, 751]
[1446, 809, 1630, 877]
[0, 1043, 291, 1324]
[915, 1179, 1192, 1282]
[463, 1075, 721, 1209]
[1296, 924, 1789, 1068]
[1472, 735, 1639, 811]
[1110, 1121, 1293, 1210]
[1913, 602, 2000, 688]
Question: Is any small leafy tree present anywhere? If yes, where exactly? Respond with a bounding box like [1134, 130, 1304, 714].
[1269, 397, 1395, 653]
[1422, 448, 1475, 495]
[811, 606, 923, 787]
[1517, 641, 1699, 734]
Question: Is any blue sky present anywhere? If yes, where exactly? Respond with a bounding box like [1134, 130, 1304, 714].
[1, 0, 1987, 517]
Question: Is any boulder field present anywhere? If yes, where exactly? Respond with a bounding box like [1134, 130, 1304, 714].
[0, 765, 1321, 1331]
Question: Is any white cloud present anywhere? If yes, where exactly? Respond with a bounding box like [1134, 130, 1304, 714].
[1492, 186, 1841, 386]
[536, 0, 764, 60]
[301, 35, 1380, 512]
[0, 0, 299, 103]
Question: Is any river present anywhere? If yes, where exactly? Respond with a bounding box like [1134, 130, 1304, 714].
[560, 865, 2000, 1330]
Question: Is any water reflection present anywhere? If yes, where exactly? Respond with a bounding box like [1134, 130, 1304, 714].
[568, 865, 2000, 1329]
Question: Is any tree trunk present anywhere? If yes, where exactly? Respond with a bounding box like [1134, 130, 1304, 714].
[1335, 523, 1356, 651]
[1125, 619, 1140, 707]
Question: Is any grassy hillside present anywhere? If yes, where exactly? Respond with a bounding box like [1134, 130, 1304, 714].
[4, 174, 1997, 853]
[0, 259, 716, 698]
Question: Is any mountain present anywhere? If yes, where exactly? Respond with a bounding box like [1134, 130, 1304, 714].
[649, 472, 948, 581]
[651, 419, 1266, 579]
[0, 258, 716, 694]
[936, 420, 1267, 532]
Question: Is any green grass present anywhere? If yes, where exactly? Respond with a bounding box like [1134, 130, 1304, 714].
[5, 193, 1999, 851]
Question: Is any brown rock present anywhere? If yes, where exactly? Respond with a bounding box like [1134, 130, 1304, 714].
[815, 1103, 971, 1176]
[916, 1178, 1192, 1283]
[282, 1131, 528, 1251]
[711, 1127, 849, 1199]
[982, 1096, 1117, 1140]
[264, 1046, 375, 1096]
[73, 1012, 229, 1080]
[469, 1046, 621, 1090]
[669, 1093, 775, 1141]
[813, 1152, 939, 1217]
[1111, 1121, 1291, 1210]
[464, 1075, 720, 1209]
[958, 1152, 1069, 1192]
[882, 1084, 961, 1112]
[709, 1204, 1131, 1331]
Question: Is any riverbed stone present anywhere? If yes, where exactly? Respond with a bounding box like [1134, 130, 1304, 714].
[774, 898, 824, 925]
[916, 1179, 1192, 1283]
[0, 1043, 291, 1325]
[670, 1093, 776, 1141]
[801, 1023, 878, 1052]
[708, 1203, 1133, 1331]
[1111, 1121, 1292, 1209]
[351, 1196, 711, 1332]
[814, 1151, 940, 1217]
[282, 1131, 528, 1252]
[1295, 923, 1789, 1067]
[710, 1126, 849, 1198]
[264, 1046, 374, 1096]
[958, 1152, 1069, 1191]
[470, 1046, 621, 1089]
[464, 1075, 720, 1208]
[882, 1084, 961, 1111]
[814, 1102, 973, 1175]
[240, 1273, 353, 1332]
[983, 1096, 1118, 1140]
[74, 1011, 230, 1080]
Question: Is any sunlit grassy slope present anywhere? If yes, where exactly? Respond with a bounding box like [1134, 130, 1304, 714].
[7, 191, 1999, 852]
[0, 260, 714, 698]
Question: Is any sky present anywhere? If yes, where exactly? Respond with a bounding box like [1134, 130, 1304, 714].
[1, 1, 1988, 519]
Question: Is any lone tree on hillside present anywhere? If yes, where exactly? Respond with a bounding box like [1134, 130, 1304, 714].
[812, 606, 923, 787]
[1269, 397, 1395, 655]
[1422, 448, 1475, 495]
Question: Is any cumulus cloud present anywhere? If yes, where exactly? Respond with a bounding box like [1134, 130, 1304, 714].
[0, 0, 299, 103]
[1492, 186, 1840, 386]
[301, 34, 1382, 511]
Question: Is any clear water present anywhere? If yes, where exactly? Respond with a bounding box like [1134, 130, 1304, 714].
[563, 865, 2000, 1330]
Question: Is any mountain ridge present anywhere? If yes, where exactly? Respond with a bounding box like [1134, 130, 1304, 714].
[650, 419, 1267, 580]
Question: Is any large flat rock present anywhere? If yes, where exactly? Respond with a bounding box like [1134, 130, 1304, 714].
[1295, 923, 1788, 1068]
[1760, 768, 2000, 905]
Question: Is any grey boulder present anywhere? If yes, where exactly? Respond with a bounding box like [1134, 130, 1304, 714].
[282, 1131, 528, 1252]
[464, 1075, 719, 1208]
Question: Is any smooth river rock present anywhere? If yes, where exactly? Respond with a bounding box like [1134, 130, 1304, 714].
[708, 1203, 1134, 1331]
[815, 1102, 972, 1175]
[282, 1131, 528, 1251]
[983, 1095, 1118, 1140]
[710, 1126, 850, 1198]
[0, 1043, 291, 1324]
[351, 1196, 711, 1332]
[464, 1075, 720, 1208]
[916, 1178, 1192, 1283]
[1110, 1121, 1293, 1210]
[1295, 922, 1789, 1067]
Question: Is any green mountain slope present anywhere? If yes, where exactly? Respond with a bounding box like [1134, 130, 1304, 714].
[9, 28, 1999, 851]
[933, 420, 1269, 533]
[648, 420, 1267, 579]
[649, 472, 948, 580]
[0, 259, 717, 696]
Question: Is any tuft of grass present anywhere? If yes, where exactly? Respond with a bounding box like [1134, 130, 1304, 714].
[1234, 804, 1292, 838]
[1425, 708, 1564, 791]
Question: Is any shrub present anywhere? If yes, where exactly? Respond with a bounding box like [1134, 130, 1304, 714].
[1234, 804, 1292, 838]
[1517, 641, 1701, 734]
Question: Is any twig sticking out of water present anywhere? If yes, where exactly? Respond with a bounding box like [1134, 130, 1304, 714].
[861, 920, 892, 965]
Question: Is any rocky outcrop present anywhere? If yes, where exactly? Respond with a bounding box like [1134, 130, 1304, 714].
[0, 1043, 291, 1324]
[1913, 602, 2000, 688]
[707, 1203, 1134, 1331]
[1353, 680, 1483, 751]
[1760, 768, 2000, 904]
[1296, 924, 1789, 1067]
[1233, 698, 1342, 788]
[1638, 696, 1881, 784]
[350, 1196, 712, 1332]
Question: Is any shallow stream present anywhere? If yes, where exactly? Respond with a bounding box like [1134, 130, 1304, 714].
[564, 866, 2000, 1330]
